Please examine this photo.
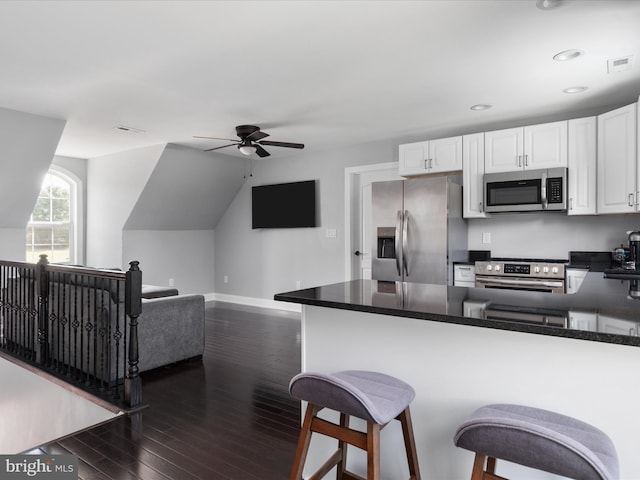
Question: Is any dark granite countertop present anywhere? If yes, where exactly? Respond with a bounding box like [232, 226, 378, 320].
[274, 272, 640, 347]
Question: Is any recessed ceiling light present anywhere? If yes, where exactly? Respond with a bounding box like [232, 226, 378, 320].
[553, 49, 584, 61]
[536, 0, 563, 10]
[470, 104, 492, 111]
[562, 86, 588, 94]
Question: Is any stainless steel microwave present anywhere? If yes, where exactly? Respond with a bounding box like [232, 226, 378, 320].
[483, 167, 568, 213]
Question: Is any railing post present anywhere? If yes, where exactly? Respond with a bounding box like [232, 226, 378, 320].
[36, 254, 49, 364]
[125, 260, 143, 408]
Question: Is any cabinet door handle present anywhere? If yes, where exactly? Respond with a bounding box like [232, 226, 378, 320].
[479, 201, 483, 212]
[569, 198, 573, 210]
[636, 191, 639, 206]
[629, 194, 635, 207]
[429, 158, 433, 170]
[524, 154, 528, 167]
[517, 155, 522, 167]
[424, 159, 429, 170]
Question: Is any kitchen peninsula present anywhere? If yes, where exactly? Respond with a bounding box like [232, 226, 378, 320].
[276, 273, 640, 480]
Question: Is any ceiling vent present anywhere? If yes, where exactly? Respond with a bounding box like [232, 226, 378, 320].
[607, 56, 633, 74]
[114, 125, 146, 134]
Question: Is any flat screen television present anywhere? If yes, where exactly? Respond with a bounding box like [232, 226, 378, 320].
[252, 180, 317, 229]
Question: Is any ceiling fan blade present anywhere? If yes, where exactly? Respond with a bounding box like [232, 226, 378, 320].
[246, 130, 269, 142]
[204, 143, 238, 152]
[193, 135, 238, 142]
[255, 145, 271, 158]
[258, 140, 304, 149]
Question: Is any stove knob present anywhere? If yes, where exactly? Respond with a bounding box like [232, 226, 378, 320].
[551, 266, 559, 274]
[495, 265, 501, 271]
[543, 266, 550, 273]
[486, 265, 492, 271]
[534, 266, 541, 273]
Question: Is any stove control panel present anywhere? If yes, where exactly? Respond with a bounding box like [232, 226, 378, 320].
[475, 260, 566, 279]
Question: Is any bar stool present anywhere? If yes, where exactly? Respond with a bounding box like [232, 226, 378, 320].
[288, 370, 421, 480]
[454, 403, 619, 480]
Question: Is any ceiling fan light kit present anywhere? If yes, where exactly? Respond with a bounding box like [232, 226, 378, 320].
[239, 144, 256, 156]
[195, 125, 304, 158]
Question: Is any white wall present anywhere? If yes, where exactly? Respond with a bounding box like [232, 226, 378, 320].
[0, 229, 30, 261]
[0, 107, 65, 260]
[468, 213, 640, 259]
[124, 144, 245, 230]
[86, 144, 164, 268]
[213, 140, 397, 300]
[123, 229, 215, 294]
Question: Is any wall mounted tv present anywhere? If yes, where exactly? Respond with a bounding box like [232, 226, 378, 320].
[252, 180, 317, 229]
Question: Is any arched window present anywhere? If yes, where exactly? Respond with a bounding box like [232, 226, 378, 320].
[26, 168, 80, 264]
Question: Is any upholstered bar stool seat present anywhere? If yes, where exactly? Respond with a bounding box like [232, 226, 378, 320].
[289, 370, 421, 480]
[454, 403, 619, 480]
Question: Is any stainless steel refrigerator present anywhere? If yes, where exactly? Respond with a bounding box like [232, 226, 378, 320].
[371, 175, 467, 284]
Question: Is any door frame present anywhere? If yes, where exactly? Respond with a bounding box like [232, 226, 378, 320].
[343, 162, 400, 281]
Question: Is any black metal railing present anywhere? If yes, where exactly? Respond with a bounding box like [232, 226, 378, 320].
[0, 255, 142, 408]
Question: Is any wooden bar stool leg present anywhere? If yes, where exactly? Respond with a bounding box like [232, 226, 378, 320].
[290, 403, 321, 480]
[366, 422, 381, 480]
[470, 453, 506, 480]
[486, 457, 497, 474]
[336, 413, 349, 480]
[470, 453, 486, 480]
[398, 407, 421, 480]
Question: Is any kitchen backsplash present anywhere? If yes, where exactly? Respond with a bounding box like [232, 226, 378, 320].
[467, 213, 640, 259]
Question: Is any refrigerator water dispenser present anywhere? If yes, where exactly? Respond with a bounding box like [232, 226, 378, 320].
[377, 227, 396, 259]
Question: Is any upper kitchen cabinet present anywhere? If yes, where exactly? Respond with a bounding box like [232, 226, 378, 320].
[399, 135, 462, 176]
[567, 117, 596, 216]
[484, 121, 568, 174]
[597, 103, 638, 214]
[462, 133, 489, 218]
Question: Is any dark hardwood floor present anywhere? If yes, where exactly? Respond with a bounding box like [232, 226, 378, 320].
[30, 301, 302, 479]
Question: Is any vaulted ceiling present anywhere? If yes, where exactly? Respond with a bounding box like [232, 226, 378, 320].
[0, 0, 638, 160]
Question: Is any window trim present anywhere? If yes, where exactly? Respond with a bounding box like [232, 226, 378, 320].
[26, 166, 83, 265]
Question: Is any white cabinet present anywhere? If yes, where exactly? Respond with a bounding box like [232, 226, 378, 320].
[484, 121, 568, 174]
[462, 299, 489, 318]
[462, 133, 489, 218]
[454, 264, 476, 287]
[399, 135, 462, 176]
[596, 103, 638, 214]
[567, 117, 597, 215]
[598, 312, 638, 336]
[568, 309, 597, 331]
[565, 268, 588, 294]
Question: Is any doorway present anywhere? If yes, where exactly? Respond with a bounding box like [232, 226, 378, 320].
[344, 163, 402, 281]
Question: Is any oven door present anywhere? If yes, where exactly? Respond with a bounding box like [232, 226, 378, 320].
[484, 304, 568, 327]
[475, 275, 565, 294]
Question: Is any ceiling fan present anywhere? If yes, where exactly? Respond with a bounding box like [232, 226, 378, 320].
[194, 125, 304, 158]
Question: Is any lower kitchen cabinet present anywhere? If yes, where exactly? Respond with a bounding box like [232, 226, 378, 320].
[566, 267, 588, 294]
[454, 263, 476, 287]
[569, 309, 597, 331]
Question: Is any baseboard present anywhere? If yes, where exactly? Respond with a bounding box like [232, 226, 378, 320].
[205, 292, 302, 313]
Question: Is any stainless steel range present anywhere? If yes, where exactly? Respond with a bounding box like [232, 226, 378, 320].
[475, 258, 567, 294]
